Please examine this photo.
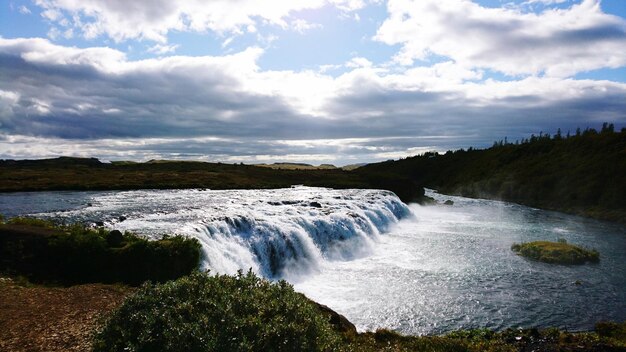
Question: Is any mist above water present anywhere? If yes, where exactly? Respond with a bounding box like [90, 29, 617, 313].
[0, 187, 624, 335]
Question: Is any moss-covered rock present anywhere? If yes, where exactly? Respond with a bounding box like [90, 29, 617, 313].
[511, 240, 599, 265]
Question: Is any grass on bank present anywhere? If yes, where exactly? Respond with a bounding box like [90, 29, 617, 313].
[0, 216, 201, 286]
[511, 240, 599, 265]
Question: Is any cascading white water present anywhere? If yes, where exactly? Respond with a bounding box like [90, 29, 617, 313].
[30, 187, 411, 279]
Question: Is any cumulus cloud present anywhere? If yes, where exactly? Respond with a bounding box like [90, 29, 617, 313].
[1, 37, 625, 164]
[375, 0, 626, 77]
[32, 0, 365, 42]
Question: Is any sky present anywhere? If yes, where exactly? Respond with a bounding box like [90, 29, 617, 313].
[1, 0, 625, 165]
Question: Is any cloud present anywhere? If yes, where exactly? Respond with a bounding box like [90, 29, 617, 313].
[147, 43, 179, 55]
[291, 19, 323, 34]
[32, 0, 366, 43]
[375, 0, 626, 77]
[1, 37, 625, 164]
[18, 5, 32, 14]
[346, 57, 373, 69]
[523, 0, 569, 4]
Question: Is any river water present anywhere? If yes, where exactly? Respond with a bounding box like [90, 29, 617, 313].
[0, 187, 624, 335]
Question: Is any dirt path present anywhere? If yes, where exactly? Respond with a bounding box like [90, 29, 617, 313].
[0, 278, 132, 352]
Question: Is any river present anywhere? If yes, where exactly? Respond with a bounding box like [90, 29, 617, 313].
[0, 187, 624, 335]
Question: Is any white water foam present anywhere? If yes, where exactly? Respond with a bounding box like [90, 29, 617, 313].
[40, 187, 410, 279]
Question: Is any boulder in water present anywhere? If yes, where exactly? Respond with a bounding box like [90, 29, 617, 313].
[309, 201, 322, 208]
[443, 200, 454, 206]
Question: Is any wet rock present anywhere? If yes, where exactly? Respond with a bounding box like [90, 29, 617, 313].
[106, 230, 124, 247]
[443, 200, 454, 206]
[94, 221, 104, 227]
[309, 201, 322, 208]
[312, 302, 357, 336]
[118, 216, 127, 222]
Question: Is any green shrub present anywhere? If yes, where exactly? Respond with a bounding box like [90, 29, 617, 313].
[93, 271, 342, 352]
[0, 218, 202, 285]
[6, 216, 57, 228]
[596, 321, 626, 346]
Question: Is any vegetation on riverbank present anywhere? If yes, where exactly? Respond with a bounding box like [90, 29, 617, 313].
[0, 156, 424, 203]
[92, 271, 626, 352]
[3, 274, 626, 352]
[0, 217, 201, 285]
[511, 240, 600, 265]
[360, 124, 626, 223]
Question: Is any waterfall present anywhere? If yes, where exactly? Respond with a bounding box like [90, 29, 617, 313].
[37, 186, 412, 279]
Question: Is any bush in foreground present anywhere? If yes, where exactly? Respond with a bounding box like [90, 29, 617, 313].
[93, 271, 342, 352]
[0, 217, 201, 285]
[511, 240, 599, 265]
[93, 271, 626, 352]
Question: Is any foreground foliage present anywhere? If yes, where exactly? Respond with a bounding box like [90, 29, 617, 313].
[93, 271, 342, 352]
[511, 240, 600, 265]
[94, 271, 626, 352]
[0, 217, 201, 285]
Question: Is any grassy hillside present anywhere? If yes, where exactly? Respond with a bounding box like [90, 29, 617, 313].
[0, 157, 424, 203]
[360, 125, 626, 223]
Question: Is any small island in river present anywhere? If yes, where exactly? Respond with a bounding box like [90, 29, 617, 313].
[511, 240, 600, 265]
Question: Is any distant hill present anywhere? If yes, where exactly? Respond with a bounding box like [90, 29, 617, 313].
[0, 157, 423, 204]
[254, 163, 368, 171]
[360, 124, 626, 223]
[254, 163, 338, 170]
[341, 163, 367, 171]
